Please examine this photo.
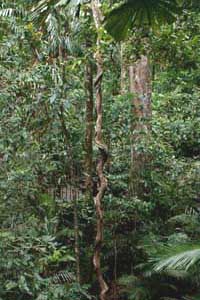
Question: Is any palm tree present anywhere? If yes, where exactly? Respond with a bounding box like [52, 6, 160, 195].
[105, 0, 180, 41]
[31, 0, 84, 283]
[31, 2, 109, 296]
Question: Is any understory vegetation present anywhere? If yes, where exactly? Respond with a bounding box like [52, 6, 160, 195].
[0, 1, 200, 300]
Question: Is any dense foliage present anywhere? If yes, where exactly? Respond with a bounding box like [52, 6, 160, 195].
[0, 1, 199, 300]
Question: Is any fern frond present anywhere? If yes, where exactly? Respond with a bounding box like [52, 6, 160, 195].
[52, 270, 75, 284]
[0, 8, 13, 17]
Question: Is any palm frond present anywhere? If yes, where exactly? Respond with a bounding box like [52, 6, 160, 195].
[105, 0, 181, 41]
[0, 5, 26, 18]
[150, 245, 200, 272]
[52, 270, 75, 284]
[30, 0, 82, 55]
[0, 8, 14, 17]
[31, 0, 57, 22]
[31, 0, 82, 22]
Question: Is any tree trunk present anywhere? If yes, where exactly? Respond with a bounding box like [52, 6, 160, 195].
[91, 1, 109, 300]
[85, 59, 94, 201]
[120, 43, 126, 94]
[73, 187, 81, 283]
[129, 55, 152, 197]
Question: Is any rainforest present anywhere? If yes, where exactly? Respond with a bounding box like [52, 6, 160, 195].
[0, 1, 200, 300]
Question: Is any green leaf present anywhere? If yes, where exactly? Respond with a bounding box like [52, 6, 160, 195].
[105, 0, 180, 41]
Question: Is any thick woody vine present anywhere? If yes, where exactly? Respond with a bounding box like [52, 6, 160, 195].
[91, 1, 109, 300]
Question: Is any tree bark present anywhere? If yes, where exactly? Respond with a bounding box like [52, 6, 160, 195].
[129, 55, 152, 196]
[120, 43, 126, 94]
[91, 1, 109, 300]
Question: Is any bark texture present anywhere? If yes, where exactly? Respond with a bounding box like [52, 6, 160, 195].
[91, 1, 109, 300]
[129, 55, 152, 196]
[120, 43, 127, 94]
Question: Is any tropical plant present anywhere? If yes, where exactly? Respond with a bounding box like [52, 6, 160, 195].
[0, 1, 200, 300]
[105, 0, 181, 40]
